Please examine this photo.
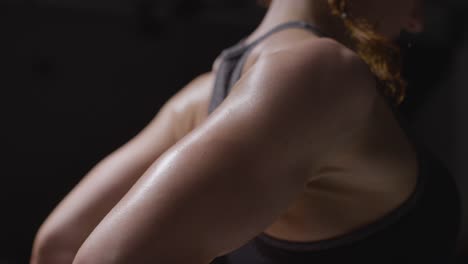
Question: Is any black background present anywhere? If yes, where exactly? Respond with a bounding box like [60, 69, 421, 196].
[1, 0, 468, 263]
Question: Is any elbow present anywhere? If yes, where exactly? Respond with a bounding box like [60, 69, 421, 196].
[31, 228, 78, 264]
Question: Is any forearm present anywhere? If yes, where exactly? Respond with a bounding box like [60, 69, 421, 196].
[32, 73, 212, 263]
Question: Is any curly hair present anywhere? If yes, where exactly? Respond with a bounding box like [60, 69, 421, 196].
[257, 0, 407, 106]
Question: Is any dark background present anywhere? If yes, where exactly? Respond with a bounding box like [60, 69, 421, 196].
[1, 0, 467, 263]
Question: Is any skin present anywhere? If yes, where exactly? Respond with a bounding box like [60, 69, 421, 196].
[31, 0, 425, 263]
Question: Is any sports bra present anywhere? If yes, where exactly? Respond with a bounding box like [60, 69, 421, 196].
[207, 21, 460, 264]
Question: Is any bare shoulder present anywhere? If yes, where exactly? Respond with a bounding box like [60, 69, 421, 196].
[247, 38, 377, 119]
[164, 72, 215, 139]
[168, 72, 214, 111]
[257, 38, 377, 98]
[230, 38, 379, 164]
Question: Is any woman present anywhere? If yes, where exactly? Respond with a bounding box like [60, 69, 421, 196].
[31, 0, 460, 263]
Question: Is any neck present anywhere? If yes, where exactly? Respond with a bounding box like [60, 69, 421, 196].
[248, 0, 353, 48]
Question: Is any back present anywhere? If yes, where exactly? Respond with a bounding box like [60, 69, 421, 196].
[207, 21, 461, 263]
[214, 143, 460, 263]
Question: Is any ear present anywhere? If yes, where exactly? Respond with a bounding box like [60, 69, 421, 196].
[404, 0, 424, 33]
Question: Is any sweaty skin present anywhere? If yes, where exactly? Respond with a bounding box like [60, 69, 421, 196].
[31, 0, 425, 263]
[71, 38, 418, 264]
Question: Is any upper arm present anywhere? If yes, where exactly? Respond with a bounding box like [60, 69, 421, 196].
[73, 39, 376, 264]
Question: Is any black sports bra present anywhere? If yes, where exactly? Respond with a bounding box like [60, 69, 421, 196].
[208, 21, 460, 264]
